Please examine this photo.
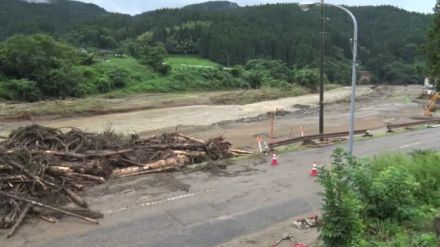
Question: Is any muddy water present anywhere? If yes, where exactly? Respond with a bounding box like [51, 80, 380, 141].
[0, 87, 371, 136]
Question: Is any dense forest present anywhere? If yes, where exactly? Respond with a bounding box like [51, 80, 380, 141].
[425, 0, 440, 83]
[0, 0, 435, 101]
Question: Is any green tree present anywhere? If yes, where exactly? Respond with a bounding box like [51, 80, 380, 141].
[0, 34, 82, 99]
[133, 32, 169, 74]
[318, 147, 364, 247]
[293, 68, 323, 90]
[64, 26, 118, 49]
[0, 79, 42, 102]
[425, 1, 440, 77]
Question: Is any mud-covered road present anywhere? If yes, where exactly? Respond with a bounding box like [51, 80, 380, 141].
[0, 86, 371, 136]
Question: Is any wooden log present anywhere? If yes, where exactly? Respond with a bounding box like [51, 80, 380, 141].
[64, 188, 88, 208]
[176, 133, 206, 144]
[41, 149, 132, 159]
[0, 191, 99, 224]
[0, 175, 26, 182]
[172, 151, 207, 161]
[172, 150, 207, 157]
[0, 164, 12, 171]
[145, 143, 204, 150]
[7, 203, 31, 238]
[83, 149, 133, 158]
[118, 166, 177, 178]
[69, 173, 105, 183]
[67, 209, 104, 219]
[69, 183, 85, 190]
[47, 166, 74, 176]
[39, 216, 56, 223]
[229, 149, 254, 155]
[113, 155, 189, 177]
[50, 162, 89, 169]
[51, 161, 107, 175]
[34, 150, 86, 159]
[32, 207, 103, 219]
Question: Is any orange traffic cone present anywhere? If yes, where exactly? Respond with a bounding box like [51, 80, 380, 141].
[310, 163, 318, 177]
[294, 243, 308, 247]
[271, 153, 278, 166]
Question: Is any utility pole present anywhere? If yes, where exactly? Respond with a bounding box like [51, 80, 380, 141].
[319, 0, 325, 135]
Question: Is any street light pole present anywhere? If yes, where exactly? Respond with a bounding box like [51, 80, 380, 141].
[299, 2, 358, 154]
[319, 0, 325, 136]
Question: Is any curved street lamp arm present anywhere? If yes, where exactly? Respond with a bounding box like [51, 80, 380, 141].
[301, 2, 358, 154]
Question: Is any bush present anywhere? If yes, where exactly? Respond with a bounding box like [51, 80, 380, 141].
[368, 166, 420, 221]
[107, 68, 131, 88]
[413, 233, 437, 247]
[0, 79, 42, 102]
[320, 150, 440, 246]
[244, 59, 290, 81]
[293, 68, 321, 90]
[42, 68, 80, 98]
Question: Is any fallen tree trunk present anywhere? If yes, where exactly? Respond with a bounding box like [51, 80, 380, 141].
[176, 133, 206, 145]
[32, 207, 104, 219]
[113, 155, 189, 177]
[47, 166, 74, 176]
[7, 203, 31, 238]
[0, 164, 12, 171]
[229, 149, 254, 155]
[68, 173, 106, 183]
[0, 175, 26, 182]
[0, 191, 99, 224]
[117, 166, 177, 178]
[144, 143, 205, 150]
[64, 188, 88, 208]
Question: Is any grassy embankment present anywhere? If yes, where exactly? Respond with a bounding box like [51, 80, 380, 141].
[1, 56, 338, 120]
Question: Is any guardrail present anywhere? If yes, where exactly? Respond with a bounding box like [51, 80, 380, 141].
[268, 130, 370, 148]
[386, 119, 440, 132]
[262, 118, 440, 149]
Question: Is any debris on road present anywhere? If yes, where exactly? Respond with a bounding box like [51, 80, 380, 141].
[293, 218, 309, 230]
[271, 232, 308, 247]
[293, 215, 320, 230]
[271, 232, 295, 247]
[304, 215, 319, 228]
[0, 125, 246, 237]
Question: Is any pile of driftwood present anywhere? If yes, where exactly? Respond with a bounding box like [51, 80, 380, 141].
[0, 125, 248, 237]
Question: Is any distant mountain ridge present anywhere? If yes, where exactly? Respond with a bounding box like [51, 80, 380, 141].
[183, 1, 240, 11]
[0, 0, 107, 40]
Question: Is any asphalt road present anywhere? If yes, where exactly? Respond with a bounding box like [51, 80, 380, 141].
[9, 127, 440, 247]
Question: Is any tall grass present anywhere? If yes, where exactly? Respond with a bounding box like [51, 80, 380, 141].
[165, 55, 219, 67]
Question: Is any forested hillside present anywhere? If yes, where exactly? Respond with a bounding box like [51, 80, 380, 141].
[0, 0, 435, 102]
[0, 0, 432, 84]
[0, 0, 107, 40]
[133, 3, 432, 83]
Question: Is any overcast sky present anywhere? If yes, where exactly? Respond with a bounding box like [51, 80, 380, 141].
[75, 0, 436, 15]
